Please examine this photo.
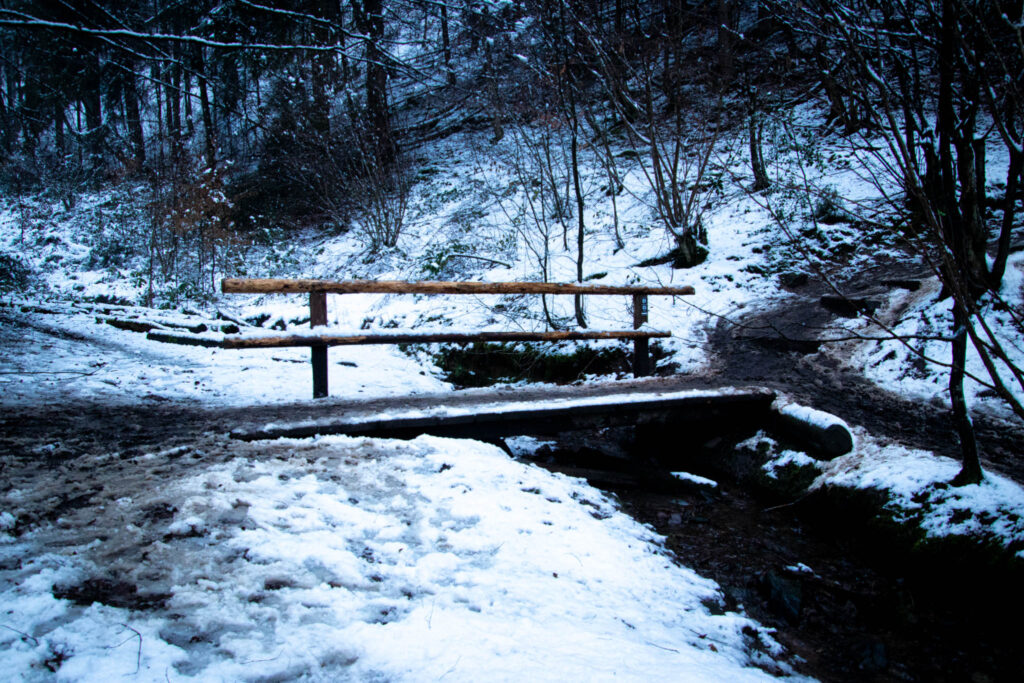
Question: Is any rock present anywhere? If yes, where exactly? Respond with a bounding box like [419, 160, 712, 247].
[779, 271, 809, 288]
[761, 570, 803, 624]
[820, 295, 881, 317]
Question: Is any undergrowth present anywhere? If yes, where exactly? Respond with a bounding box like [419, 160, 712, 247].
[429, 341, 641, 387]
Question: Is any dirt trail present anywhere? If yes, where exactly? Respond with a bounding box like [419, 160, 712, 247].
[703, 255, 1024, 483]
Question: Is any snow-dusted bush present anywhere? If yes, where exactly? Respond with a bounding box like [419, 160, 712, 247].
[0, 252, 33, 293]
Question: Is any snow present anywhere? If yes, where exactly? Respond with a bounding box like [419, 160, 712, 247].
[0, 304, 450, 407]
[671, 472, 719, 488]
[0, 511, 16, 532]
[248, 387, 772, 436]
[736, 432, 822, 480]
[502, 435, 556, 457]
[785, 563, 815, 577]
[762, 450, 821, 481]
[775, 401, 851, 435]
[813, 430, 1024, 552]
[0, 435, 795, 681]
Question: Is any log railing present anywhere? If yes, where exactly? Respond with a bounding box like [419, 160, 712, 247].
[220, 278, 694, 398]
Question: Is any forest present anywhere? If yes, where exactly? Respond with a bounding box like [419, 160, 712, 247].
[2, 2, 1024, 680]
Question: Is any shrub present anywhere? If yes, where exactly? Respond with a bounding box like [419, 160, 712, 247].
[0, 253, 33, 293]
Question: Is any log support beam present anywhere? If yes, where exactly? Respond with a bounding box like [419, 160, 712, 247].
[220, 329, 670, 349]
[223, 278, 695, 297]
[633, 293, 650, 377]
[310, 292, 328, 399]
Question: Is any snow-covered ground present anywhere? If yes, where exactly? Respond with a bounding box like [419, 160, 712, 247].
[3, 116, 1024, 680]
[1, 433, 798, 681]
[0, 302, 449, 408]
[749, 427, 1024, 558]
[3, 298, 1024, 679]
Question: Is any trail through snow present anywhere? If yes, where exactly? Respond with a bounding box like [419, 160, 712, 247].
[0, 434, 796, 681]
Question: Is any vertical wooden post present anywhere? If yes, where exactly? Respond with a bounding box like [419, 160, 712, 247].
[310, 292, 328, 398]
[632, 293, 650, 377]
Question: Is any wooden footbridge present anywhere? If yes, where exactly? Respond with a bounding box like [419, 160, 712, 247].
[149, 277, 854, 460]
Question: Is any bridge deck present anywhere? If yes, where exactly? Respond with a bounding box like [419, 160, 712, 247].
[231, 388, 777, 441]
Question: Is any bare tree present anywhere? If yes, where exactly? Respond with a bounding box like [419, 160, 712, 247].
[771, 0, 1024, 484]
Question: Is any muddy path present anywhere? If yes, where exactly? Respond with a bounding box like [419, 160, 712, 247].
[702, 257, 1024, 483]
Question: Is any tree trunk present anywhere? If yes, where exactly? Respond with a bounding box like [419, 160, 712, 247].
[123, 65, 145, 168]
[485, 40, 504, 143]
[152, 62, 164, 173]
[197, 56, 215, 170]
[53, 100, 65, 155]
[670, 228, 708, 268]
[357, 0, 394, 163]
[82, 53, 104, 176]
[570, 103, 587, 328]
[749, 90, 770, 191]
[165, 68, 180, 167]
[311, 0, 333, 136]
[441, 3, 455, 86]
[717, 0, 734, 85]
[0, 67, 10, 155]
[990, 148, 1023, 288]
[183, 68, 194, 140]
[950, 304, 983, 485]
[167, 57, 183, 165]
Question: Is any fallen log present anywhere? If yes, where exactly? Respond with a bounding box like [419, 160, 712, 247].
[770, 401, 854, 459]
[98, 317, 162, 333]
[146, 331, 225, 348]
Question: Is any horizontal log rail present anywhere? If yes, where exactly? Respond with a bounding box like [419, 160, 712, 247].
[222, 278, 695, 297]
[216, 278, 694, 398]
[220, 329, 671, 349]
[146, 329, 669, 350]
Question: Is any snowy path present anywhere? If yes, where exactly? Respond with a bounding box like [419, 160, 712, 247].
[0, 429, 799, 681]
[0, 308, 812, 680]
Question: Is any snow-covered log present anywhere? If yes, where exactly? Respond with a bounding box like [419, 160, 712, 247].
[770, 401, 854, 459]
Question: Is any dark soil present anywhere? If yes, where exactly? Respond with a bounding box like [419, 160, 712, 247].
[53, 577, 171, 611]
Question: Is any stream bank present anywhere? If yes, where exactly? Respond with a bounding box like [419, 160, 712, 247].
[518, 425, 1024, 682]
